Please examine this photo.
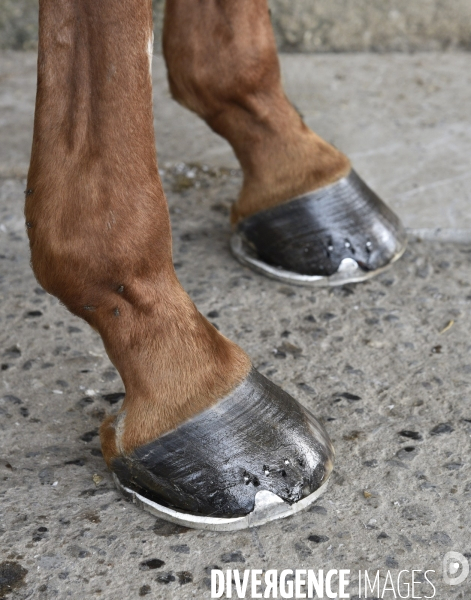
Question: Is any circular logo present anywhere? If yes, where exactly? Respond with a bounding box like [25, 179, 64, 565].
[443, 551, 469, 586]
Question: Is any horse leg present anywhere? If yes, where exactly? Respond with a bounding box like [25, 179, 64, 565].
[163, 0, 406, 285]
[26, 0, 333, 527]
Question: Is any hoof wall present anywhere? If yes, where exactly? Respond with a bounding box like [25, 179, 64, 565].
[110, 368, 333, 529]
[232, 170, 407, 287]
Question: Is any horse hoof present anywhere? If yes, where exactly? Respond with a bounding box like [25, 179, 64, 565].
[111, 368, 334, 531]
[231, 170, 407, 287]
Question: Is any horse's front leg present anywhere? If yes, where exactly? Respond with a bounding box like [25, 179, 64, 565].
[25, 0, 333, 528]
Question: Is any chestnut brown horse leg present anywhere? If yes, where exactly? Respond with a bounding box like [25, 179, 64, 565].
[163, 0, 406, 284]
[26, 0, 333, 527]
[26, 0, 251, 459]
[163, 0, 350, 223]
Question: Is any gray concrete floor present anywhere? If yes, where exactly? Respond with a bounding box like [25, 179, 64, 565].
[1, 52, 471, 599]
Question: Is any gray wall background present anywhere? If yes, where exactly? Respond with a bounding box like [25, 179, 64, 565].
[1, 0, 471, 52]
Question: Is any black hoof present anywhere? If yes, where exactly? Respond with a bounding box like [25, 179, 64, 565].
[231, 170, 407, 286]
[111, 368, 334, 530]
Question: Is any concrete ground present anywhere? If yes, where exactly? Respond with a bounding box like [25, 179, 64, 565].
[1, 51, 471, 599]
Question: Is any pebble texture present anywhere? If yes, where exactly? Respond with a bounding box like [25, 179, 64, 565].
[2, 0, 471, 52]
[1, 163, 471, 598]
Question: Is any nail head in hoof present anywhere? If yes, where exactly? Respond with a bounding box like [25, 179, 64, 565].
[111, 369, 334, 531]
[231, 170, 407, 287]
